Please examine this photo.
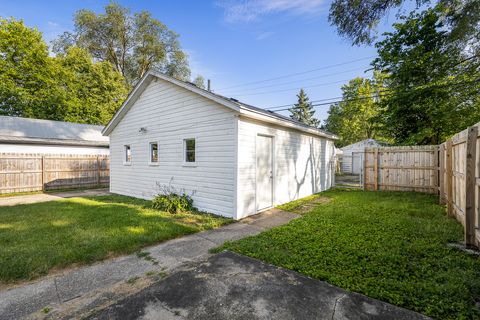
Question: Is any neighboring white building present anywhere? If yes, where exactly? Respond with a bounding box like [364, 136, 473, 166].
[103, 71, 337, 219]
[340, 139, 386, 174]
[0, 116, 109, 155]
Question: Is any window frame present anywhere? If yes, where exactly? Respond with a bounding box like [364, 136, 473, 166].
[183, 138, 196, 166]
[124, 145, 132, 165]
[149, 141, 159, 165]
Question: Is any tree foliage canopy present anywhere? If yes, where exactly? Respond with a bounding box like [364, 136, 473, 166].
[193, 75, 206, 89]
[373, 7, 480, 144]
[53, 2, 190, 86]
[323, 72, 389, 147]
[289, 89, 321, 127]
[326, 6, 479, 145]
[328, 0, 480, 48]
[0, 17, 128, 124]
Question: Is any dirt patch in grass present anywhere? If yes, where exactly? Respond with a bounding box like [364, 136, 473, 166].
[292, 197, 332, 214]
[277, 194, 332, 214]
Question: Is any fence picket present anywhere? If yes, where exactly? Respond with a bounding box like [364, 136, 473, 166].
[0, 153, 109, 194]
[362, 123, 480, 248]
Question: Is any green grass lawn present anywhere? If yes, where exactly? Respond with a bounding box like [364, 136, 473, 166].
[216, 189, 480, 320]
[0, 195, 231, 283]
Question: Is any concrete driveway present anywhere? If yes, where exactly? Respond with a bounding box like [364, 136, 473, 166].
[0, 188, 110, 206]
[87, 252, 429, 320]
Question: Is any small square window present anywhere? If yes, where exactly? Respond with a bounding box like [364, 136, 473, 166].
[184, 139, 195, 163]
[124, 145, 131, 163]
[150, 142, 158, 163]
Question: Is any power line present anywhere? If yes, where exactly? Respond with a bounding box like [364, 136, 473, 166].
[262, 55, 479, 111]
[268, 91, 389, 110]
[268, 93, 390, 112]
[269, 96, 347, 109]
[267, 77, 480, 112]
[222, 66, 369, 95]
[216, 56, 375, 91]
[229, 79, 351, 97]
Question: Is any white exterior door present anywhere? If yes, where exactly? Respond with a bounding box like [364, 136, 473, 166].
[352, 152, 363, 175]
[256, 135, 273, 211]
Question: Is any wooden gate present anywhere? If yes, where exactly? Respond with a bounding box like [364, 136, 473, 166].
[364, 145, 439, 193]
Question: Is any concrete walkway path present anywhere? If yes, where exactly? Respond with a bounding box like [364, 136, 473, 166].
[0, 209, 298, 320]
[0, 188, 111, 207]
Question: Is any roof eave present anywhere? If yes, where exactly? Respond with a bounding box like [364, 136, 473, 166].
[238, 107, 338, 140]
[0, 136, 109, 147]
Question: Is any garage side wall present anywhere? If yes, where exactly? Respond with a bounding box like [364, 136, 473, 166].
[109, 79, 237, 218]
[236, 117, 335, 219]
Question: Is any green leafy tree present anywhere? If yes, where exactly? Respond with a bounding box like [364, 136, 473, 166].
[373, 7, 480, 144]
[328, 0, 480, 48]
[0, 17, 62, 119]
[323, 72, 388, 147]
[289, 89, 321, 127]
[0, 18, 128, 124]
[56, 47, 129, 124]
[53, 2, 190, 86]
[193, 75, 206, 89]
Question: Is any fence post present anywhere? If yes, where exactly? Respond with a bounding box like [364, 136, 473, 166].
[363, 148, 368, 190]
[374, 148, 379, 191]
[446, 139, 454, 217]
[439, 144, 445, 204]
[96, 156, 100, 186]
[41, 156, 46, 192]
[465, 126, 477, 247]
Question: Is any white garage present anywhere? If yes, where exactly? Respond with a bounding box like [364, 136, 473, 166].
[340, 139, 386, 174]
[103, 71, 337, 219]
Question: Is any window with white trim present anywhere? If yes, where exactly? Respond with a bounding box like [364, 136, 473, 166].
[124, 145, 131, 163]
[184, 139, 195, 163]
[150, 142, 158, 163]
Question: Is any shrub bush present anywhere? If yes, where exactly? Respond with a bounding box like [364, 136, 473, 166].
[152, 193, 194, 213]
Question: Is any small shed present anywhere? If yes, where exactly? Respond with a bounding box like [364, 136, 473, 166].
[103, 71, 337, 219]
[0, 116, 109, 155]
[340, 139, 387, 174]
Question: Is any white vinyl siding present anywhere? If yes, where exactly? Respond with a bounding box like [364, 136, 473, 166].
[236, 117, 335, 219]
[340, 139, 383, 174]
[109, 79, 236, 218]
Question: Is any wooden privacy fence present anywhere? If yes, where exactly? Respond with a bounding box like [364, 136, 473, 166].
[364, 145, 439, 193]
[438, 124, 479, 248]
[0, 153, 109, 194]
[362, 122, 480, 248]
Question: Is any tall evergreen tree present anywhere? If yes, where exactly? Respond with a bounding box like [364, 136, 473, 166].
[289, 89, 320, 127]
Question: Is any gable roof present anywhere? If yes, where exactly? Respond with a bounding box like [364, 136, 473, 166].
[0, 116, 109, 147]
[102, 70, 337, 140]
[340, 139, 388, 150]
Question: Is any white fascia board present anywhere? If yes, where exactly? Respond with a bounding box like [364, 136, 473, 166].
[238, 108, 338, 140]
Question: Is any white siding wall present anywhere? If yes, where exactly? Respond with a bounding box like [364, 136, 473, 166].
[236, 117, 335, 219]
[0, 144, 109, 155]
[340, 140, 381, 174]
[109, 79, 237, 218]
